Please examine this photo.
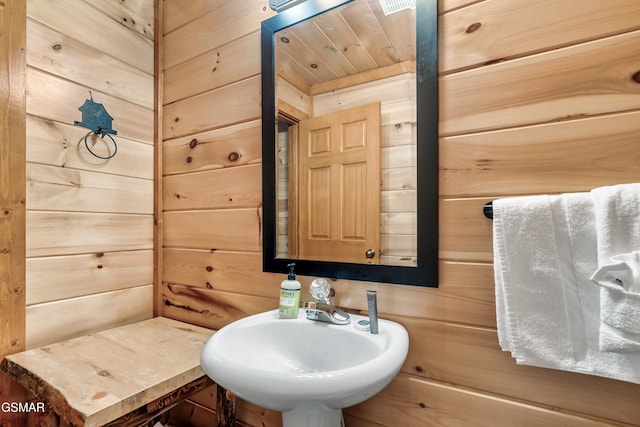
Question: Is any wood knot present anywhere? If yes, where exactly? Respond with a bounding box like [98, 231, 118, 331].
[96, 252, 104, 258]
[52, 44, 62, 51]
[189, 138, 198, 149]
[466, 22, 482, 33]
[632, 70, 640, 84]
[92, 391, 108, 400]
[227, 152, 240, 162]
[206, 266, 213, 272]
[186, 156, 192, 163]
[3, 209, 10, 215]
[97, 369, 110, 377]
[485, 58, 507, 66]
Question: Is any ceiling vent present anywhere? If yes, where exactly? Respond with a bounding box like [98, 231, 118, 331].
[378, 0, 415, 15]
[269, 0, 307, 12]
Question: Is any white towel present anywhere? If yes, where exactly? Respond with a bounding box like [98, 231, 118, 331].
[493, 190, 640, 384]
[590, 252, 640, 352]
[590, 183, 640, 353]
[493, 194, 591, 369]
[591, 183, 640, 264]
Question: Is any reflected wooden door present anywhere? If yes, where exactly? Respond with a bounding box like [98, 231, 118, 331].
[296, 102, 381, 263]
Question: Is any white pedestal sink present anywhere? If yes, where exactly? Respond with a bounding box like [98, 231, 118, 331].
[200, 309, 409, 427]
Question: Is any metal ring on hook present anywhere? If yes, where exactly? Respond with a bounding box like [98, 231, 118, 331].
[84, 130, 117, 160]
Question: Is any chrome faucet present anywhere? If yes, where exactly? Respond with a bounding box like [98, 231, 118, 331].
[366, 290, 379, 334]
[303, 278, 351, 325]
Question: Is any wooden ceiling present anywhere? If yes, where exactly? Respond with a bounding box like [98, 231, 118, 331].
[275, 0, 416, 92]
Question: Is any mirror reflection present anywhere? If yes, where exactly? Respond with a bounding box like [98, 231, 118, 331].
[274, 0, 417, 266]
[262, 0, 438, 286]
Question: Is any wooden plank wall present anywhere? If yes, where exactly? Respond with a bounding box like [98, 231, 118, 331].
[0, 0, 27, 423]
[23, 0, 155, 349]
[161, 0, 640, 425]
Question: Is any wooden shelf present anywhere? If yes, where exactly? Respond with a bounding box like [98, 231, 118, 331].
[1, 317, 218, 426]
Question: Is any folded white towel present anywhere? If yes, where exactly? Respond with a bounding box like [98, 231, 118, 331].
[591, 252, 640, 352]
[590, 183, 640, 354]
[493, 189, 640, 384]
[493, 194, 591, 369]
[591, 183, 640, 264]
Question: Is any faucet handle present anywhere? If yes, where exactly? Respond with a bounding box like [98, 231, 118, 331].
[310, 278, 331, 300]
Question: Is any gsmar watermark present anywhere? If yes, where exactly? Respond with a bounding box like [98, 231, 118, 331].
[1, 401, 46, 413]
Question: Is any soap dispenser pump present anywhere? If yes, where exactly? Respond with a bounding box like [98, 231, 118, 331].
[278, 263, 301, 319]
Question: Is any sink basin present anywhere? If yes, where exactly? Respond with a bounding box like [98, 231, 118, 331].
[200, 308, 409, 427]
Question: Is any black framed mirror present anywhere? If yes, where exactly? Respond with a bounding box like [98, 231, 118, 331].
[262, 0, 438, 286]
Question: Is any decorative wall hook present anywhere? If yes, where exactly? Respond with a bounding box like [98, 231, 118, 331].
[74, 91, 118, 159]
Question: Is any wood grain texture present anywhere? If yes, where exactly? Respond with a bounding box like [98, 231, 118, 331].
[162, 0, 273, 70]
[26, 285, 153, 349]
[27, 163, 153, 214]
[163, 164, 261, 211]
[441, 30, 640, 135]
[162, 0, 226, 34]
[27, 68, 153, 143]
[27, 115, 154, 179]
[440, 0, 640, 73]
[163, 120, 262, 175]
[3, 317, 213, 426]
[347, 373, 634, 427]
[399, 316, 640, 425]
[440, 111, 640, 197]
[164, 31, 261, 104]
[163, 248, 281, 296]
[161, 283, 276, 331]
[162, 76, 261, 139]
[27, 19, 153, 109]
[163, 209, 262, 252]
[155, 0, 165, 318]
[26, 212, 153, 257]
[25, 0, 156, 345]
[0, 0, 27, 423]
[28, 0, 154, 74]
[26, 250, 153, 305]
[94, 0, 155, 41]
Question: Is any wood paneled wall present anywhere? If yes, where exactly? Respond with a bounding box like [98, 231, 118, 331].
[0, 0, 27, 422]
[161, 0, 640, 426]
[23, 0, 155, 348]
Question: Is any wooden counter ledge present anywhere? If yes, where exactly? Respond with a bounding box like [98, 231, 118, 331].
[0, 317, 228, 426]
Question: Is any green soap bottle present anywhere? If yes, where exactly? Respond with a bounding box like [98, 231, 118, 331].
[278, 263, 301, 319]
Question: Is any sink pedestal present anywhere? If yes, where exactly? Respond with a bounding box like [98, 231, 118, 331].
[282, 403, 344, 427]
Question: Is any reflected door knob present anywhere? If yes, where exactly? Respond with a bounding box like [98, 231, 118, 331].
[365, 249, 376, 259]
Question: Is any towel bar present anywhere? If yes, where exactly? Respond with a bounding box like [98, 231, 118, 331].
[483, 201, 493, 219]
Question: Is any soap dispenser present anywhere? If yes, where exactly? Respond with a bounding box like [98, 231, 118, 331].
[278, 263, 301, 319]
